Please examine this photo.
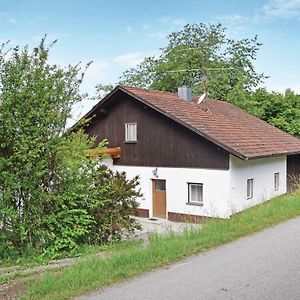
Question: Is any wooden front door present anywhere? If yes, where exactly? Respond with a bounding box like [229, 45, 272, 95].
[152, 179, 166, 219]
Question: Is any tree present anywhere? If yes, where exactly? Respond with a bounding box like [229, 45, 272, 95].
[98, 23, 266, 100]
[256, 89, 300, 136]
[0, 39, 140, 257]
[96, 23, 300, 137]
[225, 87, 300, 137]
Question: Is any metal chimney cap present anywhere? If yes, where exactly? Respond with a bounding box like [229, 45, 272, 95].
[178, 86, 193, 102]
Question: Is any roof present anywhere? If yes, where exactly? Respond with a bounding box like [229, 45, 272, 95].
[83, 85, 300, 160]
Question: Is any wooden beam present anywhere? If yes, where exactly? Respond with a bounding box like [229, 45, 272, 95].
[85, 147, 121, 159]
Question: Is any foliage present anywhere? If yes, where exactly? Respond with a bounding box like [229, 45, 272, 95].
[227, 88, 300, 136]
[94, 83, 114, 100]
[86, 166, 141, 244]
[0, 39, 140, 258]
[38, 133, 141, 255]
[97, 23, 266, 100]
[258, 89, 300, 136]
[24, 188, 300, 300]
[96, 22, 299, 136]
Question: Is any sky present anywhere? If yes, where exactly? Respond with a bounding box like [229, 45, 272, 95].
[1, 0, 300, 123]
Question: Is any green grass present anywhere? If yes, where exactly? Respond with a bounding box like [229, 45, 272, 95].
[0, 269, 36, 285]
[23, 189, 300, 300]
[0, 244, 104, 268]
[0, 239, 141, 268]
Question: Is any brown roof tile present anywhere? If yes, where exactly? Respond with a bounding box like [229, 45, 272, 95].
[86, 85, 300, 160]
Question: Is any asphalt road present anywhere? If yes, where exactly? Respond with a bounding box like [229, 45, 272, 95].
[82, 217, 300, 300]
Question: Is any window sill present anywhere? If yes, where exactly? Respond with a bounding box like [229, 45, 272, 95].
[124, 141, 137, 144]
[186, 202, 203, 207]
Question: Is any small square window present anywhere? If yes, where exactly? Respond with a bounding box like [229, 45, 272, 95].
[154, 180, 166, 191]
[188, 183, 203, 204]
[274, 173, 279, 191]
[247, 178, 254, 199]
[125, 123, 137, 142]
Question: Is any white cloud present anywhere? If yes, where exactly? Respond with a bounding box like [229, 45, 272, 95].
[126, 25, 133, 34]
[113, 52, 144, 67]
[263, 0, 300, 19]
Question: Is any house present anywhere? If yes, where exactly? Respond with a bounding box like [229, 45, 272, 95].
[78, 85, 300, 221]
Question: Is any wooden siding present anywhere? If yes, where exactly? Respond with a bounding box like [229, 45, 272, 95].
[168, 212, 209, 223]
[287, 154, 300, 191]
[135, 208, 149, 218]
[84, 92, 229, 170]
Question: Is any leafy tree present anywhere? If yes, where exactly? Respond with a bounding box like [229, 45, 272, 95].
[226, 87, 300, 136]
[0, 39, 140, 257]
[255, 89, 300, 136]
[96, 23, 300, 136]
[98, 23, 266, 100]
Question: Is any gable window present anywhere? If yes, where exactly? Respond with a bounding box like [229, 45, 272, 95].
[274, 172, 279, 191]
[247, 178, 254, 199]
[188, 183, 203, 205]
[125, 123, 137, 142]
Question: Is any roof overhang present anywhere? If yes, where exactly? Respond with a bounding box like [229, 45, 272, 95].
[72, 85, 300, 161]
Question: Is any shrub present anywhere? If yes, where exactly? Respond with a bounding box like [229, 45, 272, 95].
[0, 39, 140, 258]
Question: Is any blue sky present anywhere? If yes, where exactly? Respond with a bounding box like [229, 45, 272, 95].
[1, 0, 300, 121]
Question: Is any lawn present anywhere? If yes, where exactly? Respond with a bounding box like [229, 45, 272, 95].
[23, 188, 300, 300]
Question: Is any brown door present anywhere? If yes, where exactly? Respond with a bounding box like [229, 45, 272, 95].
[152, 179, 166, 219]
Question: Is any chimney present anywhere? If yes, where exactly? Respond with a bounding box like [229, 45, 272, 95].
[178, 86, 193, 102]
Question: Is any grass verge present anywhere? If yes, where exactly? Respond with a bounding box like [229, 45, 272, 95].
[24, 189, 300, 300]
[0, 244, 103, 268]
[0, 239, 140, 268]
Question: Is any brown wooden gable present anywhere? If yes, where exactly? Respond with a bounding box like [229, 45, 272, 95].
[79, 86, 300, 161]
[84, 91, 229, 170]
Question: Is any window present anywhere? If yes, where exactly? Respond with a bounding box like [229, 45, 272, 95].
[274, 172, 279, 191]
[247, 179, 254, 199]
[125, 123, 137, 142]
[188, 183, 203, 205]
[155, 180, 166, 191]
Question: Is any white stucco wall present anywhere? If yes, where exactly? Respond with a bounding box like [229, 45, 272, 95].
[103, 158, 231, 218]
[103, 155, 287, 219]
[229, 155, 287, 214]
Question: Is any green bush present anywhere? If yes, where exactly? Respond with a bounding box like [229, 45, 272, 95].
[0, 39, 140, 258]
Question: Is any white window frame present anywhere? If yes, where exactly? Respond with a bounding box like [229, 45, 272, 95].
[125, 122, 137, 142]
[188, 183, 203, 205]
[247, 178, 254, 199]
[274, 172, 279, 191]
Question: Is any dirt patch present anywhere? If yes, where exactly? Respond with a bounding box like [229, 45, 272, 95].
[0, 280, 26, 300]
